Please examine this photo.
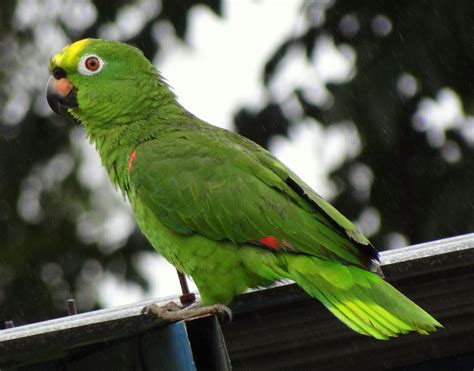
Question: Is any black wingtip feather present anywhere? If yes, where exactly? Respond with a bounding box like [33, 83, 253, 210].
[285, 176, 379, 266]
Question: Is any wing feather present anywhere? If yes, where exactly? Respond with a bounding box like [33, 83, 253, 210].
[130, 125, 377, 268]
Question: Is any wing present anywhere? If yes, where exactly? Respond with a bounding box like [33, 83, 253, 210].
[130, 124, 377, 269]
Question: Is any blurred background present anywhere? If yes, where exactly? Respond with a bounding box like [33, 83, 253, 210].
[1, 0, 473, 326]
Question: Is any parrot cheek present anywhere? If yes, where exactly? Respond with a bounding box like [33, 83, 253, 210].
[46, 76, 78, 114]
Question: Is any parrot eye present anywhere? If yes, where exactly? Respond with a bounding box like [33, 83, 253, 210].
[78, 54, 104, 76]
[85, 57, 100, 71]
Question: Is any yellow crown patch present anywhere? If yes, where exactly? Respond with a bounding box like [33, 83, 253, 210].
[51, 38, 90, 69]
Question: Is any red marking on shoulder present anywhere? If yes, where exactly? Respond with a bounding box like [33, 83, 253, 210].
[128, 149, 137, 173]
[259, 236, 281, 250]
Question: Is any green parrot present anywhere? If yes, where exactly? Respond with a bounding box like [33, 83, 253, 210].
[46, 38, 441, 340]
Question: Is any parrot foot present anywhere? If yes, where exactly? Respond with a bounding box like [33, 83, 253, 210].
[142, 301, 232, 323]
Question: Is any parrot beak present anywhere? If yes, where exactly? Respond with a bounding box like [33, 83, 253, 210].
[47, 68, 78, 114]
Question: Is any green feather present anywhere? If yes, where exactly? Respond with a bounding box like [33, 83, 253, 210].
[287, 256, 441, 339]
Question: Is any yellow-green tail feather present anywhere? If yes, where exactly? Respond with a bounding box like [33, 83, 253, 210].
[287, 256, 442, 340]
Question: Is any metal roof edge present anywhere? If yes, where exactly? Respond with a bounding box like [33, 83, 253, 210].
[0, 233, 473, 366]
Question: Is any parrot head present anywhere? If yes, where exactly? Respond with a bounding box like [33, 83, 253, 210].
[47, 38, 163, 124]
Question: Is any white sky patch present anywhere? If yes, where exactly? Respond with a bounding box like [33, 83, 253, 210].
[98, 253, 198, 307]
[269, 45, 324, 105]
[412, 88, 465, 148]
[270, 120, 361, 199]
[61, 0, 97, 32]
[267, 34, 356, 107]
[98, 272, 144, 307]
[315, 36, 356, 83]
[99, 0, 161, 40]
[156, 0, 302, 129]
[269, 119, 333, 197]
[138, 253, 198, 297]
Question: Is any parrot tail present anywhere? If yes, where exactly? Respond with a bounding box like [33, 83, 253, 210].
[286, 256, 442, 340]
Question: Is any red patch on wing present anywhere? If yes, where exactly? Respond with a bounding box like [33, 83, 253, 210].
[128, 149, 137, 172]
[259, 236, 281, 250]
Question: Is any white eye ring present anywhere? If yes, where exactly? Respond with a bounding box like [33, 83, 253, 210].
[78, 54, 105, 76]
